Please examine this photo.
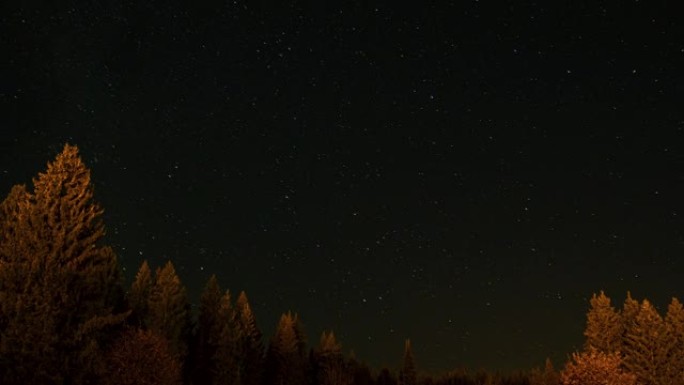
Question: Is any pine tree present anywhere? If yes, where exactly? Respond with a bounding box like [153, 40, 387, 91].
[664, 297, 684, 385]
[264, 312, 309, 385]
[193, 275, 223, 385]
[128, 260, 153, 327]
[214, 290, 241, 385]
[235, 291, 264, 385]
[399, 339, 417, 385]
[315, 331, 349, 385]
[584, 291, 622, 353]
[148, 261, 192, 364]
[0, 144, 127, 384]
[622, 299, 667, 385]
[621, 291, 640, 352]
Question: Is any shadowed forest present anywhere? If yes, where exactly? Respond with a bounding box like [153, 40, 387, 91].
[1, 145, 683, 385]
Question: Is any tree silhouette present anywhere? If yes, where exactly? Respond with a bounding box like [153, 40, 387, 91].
[0, 144, 127, 384]
[399, 339, 417, 385]
[193, 274, 224, 385]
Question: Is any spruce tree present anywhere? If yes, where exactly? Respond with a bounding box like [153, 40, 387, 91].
[399, 339, 417, 385]
[148, 261, 192, 363]
[194, 275, 223, 385]
[584, 291, 622, 353]
[265, 312, 308, 385]
[622, 299, 667, 385]
[128, 260, 153, 327]
[316, 331, 349, 385]
[663, 298, 684, 385]
[214, 290, 241, 385]
[0, 144, 127, 384]
[236, 291, 264, 385]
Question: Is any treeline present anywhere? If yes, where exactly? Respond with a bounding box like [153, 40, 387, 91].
[0, 145, 681, 385]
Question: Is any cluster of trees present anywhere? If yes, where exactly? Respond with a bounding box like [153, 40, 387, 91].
[1, 145, 682, 385]
[570, 290, 684, 385]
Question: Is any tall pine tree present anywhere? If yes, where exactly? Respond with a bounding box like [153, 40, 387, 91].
[663, 298, 684, 385]
[622, 299, 667, 385]
[213, 290, 241, 385]
[265, 312, 309, 385]
[315, 331, 350, 385]
[584, 291, 622, 353]
[193, 275, 224, 385]
[148, 261, 192, 364]
[236, 291, 264, 385]
[0, 144, 127, 384]
[128, 260, 153, 328]
[399, 339, 417, 385]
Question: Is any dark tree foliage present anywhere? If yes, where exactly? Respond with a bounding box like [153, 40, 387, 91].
[0, 144, 127, 385]
[103, 328, 183, 385]
[193, 274, 224, 385]
[264, 312, 310, 385]
[148, 261, 192, 363]
[129, 260, 153, 328]
[399, 339, 417, 385]
[213, 290, 241, 385]
[236, 291, 265, 385]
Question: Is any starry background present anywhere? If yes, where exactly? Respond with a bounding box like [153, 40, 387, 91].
[1, 0, 683, 373]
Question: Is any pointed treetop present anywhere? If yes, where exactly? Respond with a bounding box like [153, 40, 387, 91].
[319, 331, 341, 356]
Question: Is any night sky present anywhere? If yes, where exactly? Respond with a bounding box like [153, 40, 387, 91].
[1, 1, 683, 373]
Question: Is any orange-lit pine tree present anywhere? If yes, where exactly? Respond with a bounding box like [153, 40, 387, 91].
[128, 260, 153, 327]
[264, 312, 309, 385]
[148, 261, 192, 364]
[236, 291, 264, 385]
[584, 291, 622, 353]
[0, 144, 127, 384]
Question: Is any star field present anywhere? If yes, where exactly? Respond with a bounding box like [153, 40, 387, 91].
[2, 1, 684, 373]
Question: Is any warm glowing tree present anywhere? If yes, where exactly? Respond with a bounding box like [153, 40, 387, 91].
[584, 291, 622, 353]
[0, 144, 127, 384]
[315, 331, 350, 385]
[148, 261, 192, 362]
[128, 260, 153, 327]
[560, 348, 637, 385]
[236, 291, 264, 385]
[213, 290, 241, 385]
[264, 312, 309, 385]
[664, 298, 684, 385]
[622, 299, 667, 385]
